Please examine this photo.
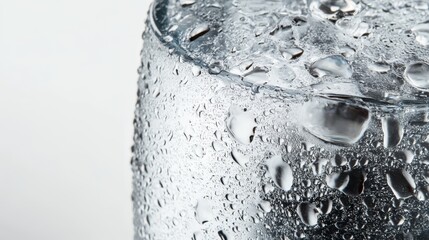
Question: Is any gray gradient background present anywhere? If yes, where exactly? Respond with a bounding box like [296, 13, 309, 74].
[0, 1, 151, 239]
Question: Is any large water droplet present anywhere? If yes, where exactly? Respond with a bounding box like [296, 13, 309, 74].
[310, 55, 352, 78]
[296, 202, 321, 226]
[195, 199, 214, 224]
[381, 116, 404, 148]
[302, 99, 371, 145]
[225, 106, 257, 144]
[411, 21, 429, 46]
[404, 62, 429, 91]
[266, 155, 294, 192]
[386, 169, 416, 199]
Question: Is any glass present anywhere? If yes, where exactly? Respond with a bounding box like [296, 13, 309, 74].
[132, 0, 429, 239]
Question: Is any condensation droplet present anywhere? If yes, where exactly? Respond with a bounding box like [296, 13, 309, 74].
[231, 149, 249, 167]
[382, 116, 404, 148]
[225, 106, 257, 144]
[192, 65, 202, 76]
[368, 62, 390, 73]
[266, 155, 294, 192]
[404, 62, 429, 91]
[195, 199, 214, 224]
[386, 169, 416, 199]
[302, 99, 370, 145]
[411, 21, 429, 46]
[309, 55, 352, 78]
[189, 24, 210, 41]
[296, 202, 321, 226]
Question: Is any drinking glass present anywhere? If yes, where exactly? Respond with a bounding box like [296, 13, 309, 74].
[132, 0, 429, 239]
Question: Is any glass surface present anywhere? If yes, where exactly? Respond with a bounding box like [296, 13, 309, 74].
[132, 0, 429, 239]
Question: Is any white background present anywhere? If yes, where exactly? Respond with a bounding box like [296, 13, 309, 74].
[0, 0, 151, 239]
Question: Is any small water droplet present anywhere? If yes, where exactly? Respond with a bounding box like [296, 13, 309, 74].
[319, 199, 333, 214]
[381, 116, 404, 148]
[389, 214, 405, 226]
[231, 149, 249, 167]
[195, 199, 214, 224]
[281, 47, 304, 60]
[192, 65, 202, 76]
[189, 24, 210, 41]
[310, 55, 352, 78]
[330, 154, 347, 167]
[386, 169, 416, 199]
[218, 230, 231, 240]
[180, 0, 196, 7]
[266, 155, 294, 192]
[394, 150, 414, 164]
[258, 200, 272, 213]
[225, 106, 257, 144]
[411, 21, 429, 46]
[312, 158, 329, 176]
[296, 202, 321, 226]
[368, 62, 390, 73]
[192, 231, 203, 240]
[310, 0, 357, 21]
[404, 62, 429, 91]
[326, 169, 366, 196]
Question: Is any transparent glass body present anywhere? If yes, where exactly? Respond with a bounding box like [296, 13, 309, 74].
[132, 0, 429, 239]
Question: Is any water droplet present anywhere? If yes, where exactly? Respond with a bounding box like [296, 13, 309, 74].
[423, 170, 429, 183]
[281, 47, 304, 60]
[326, 169, 366, 196]
[189, 24, 210, 41]
[404, 62, 429, 91]
[302, 99, 370, 145]
[231, 149, 249, 167]
[192, 65, 202, 76]
[381, 116, 404, 148]
[336, 17, 370, 38]
[394, 150, 414, 164]
[389, 214, 405, 226]
[319, 199, 333, 214]
[266, 155, 294, 192]
[339, 45, 355, 57]
[310, 55, 352, 78]
[192, 231, 203, 240]
[225, 106, 257, 144]
[258, 200, 272, 213]
[416, 185, 429, 201]
[195, 199, 214, 224]
[296, 202, 321, 226]
[218, 230, 231, 240]
[411, 21, 429, 46]
[312, 158, 329, 176]
[212, 141, 225, 152]
[310, 0, 358, 21]
[368, 62, 390, 73]
[180, 0, 196, 7]
[330, 154, 347, 167]
[386, 169, 416, 199]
